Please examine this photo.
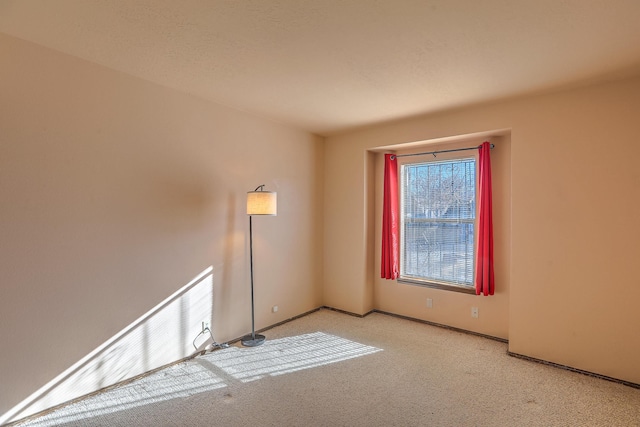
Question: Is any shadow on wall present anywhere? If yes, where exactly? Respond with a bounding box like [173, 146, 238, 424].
[1, 266, 215, 426]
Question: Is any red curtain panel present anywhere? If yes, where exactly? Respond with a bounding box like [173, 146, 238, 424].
[475, 142, 495, 295]
[381, 154, 399, 279]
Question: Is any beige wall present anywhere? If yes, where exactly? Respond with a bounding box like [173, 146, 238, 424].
[372, 135, 511, 340]
[0, 34, 323, 423]
[324, 75, 640, 384]
[3, 28, 640, 424]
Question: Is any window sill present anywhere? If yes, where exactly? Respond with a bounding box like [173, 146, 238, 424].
[397, 277, 476, 295]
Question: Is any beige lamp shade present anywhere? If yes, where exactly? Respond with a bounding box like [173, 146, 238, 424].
[247, 189, 277, 215]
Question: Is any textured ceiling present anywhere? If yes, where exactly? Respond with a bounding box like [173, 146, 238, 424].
[1, 0, 640, 136]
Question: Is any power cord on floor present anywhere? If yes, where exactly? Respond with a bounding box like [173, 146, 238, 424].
[192, 327, 229, 353]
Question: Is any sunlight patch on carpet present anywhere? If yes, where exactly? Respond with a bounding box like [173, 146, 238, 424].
[20, 363, 226, 427]
[201, 332, 382, 382]
[18, 332, 380, 426]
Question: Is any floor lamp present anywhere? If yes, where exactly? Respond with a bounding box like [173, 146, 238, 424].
[241, 185, 277, 347]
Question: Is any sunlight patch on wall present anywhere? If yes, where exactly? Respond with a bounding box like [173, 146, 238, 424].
[1, 266, 214, 425]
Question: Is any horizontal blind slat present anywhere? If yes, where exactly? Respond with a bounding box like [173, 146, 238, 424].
[401, 158, 476, 286]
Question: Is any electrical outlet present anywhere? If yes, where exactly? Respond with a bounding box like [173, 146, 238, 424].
[426, 298, 433, 308]
[272, 305, 279, 313]
[471, 307, 479, 318]
[202, 320, 210, 332]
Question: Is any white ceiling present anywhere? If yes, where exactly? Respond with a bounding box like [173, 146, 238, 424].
[1, 0, 640, 136]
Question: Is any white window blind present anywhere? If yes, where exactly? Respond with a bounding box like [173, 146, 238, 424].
[401, 158, 476, 286]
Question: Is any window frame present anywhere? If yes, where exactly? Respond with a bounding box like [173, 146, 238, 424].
[397, 151, 479, 294]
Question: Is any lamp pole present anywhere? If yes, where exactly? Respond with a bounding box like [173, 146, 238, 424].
[241, 185, 275, 347]
[242, 215, 265, 346]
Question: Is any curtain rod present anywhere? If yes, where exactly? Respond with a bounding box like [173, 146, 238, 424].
[390, 143, 494, 160]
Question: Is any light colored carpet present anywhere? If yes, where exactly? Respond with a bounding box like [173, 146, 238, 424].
[14, 309, 640, 426]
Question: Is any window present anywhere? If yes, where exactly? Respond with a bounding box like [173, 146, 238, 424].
[400, 157, 476, 292]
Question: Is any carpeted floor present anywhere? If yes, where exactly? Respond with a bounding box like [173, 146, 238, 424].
[14, 309, 640, 426]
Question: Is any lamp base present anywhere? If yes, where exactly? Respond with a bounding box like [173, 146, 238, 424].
[241, 334, 266, 347]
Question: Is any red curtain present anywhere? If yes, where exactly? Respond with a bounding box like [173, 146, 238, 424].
[381, 154, 399, 279]
[475, 142, 495, 295]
